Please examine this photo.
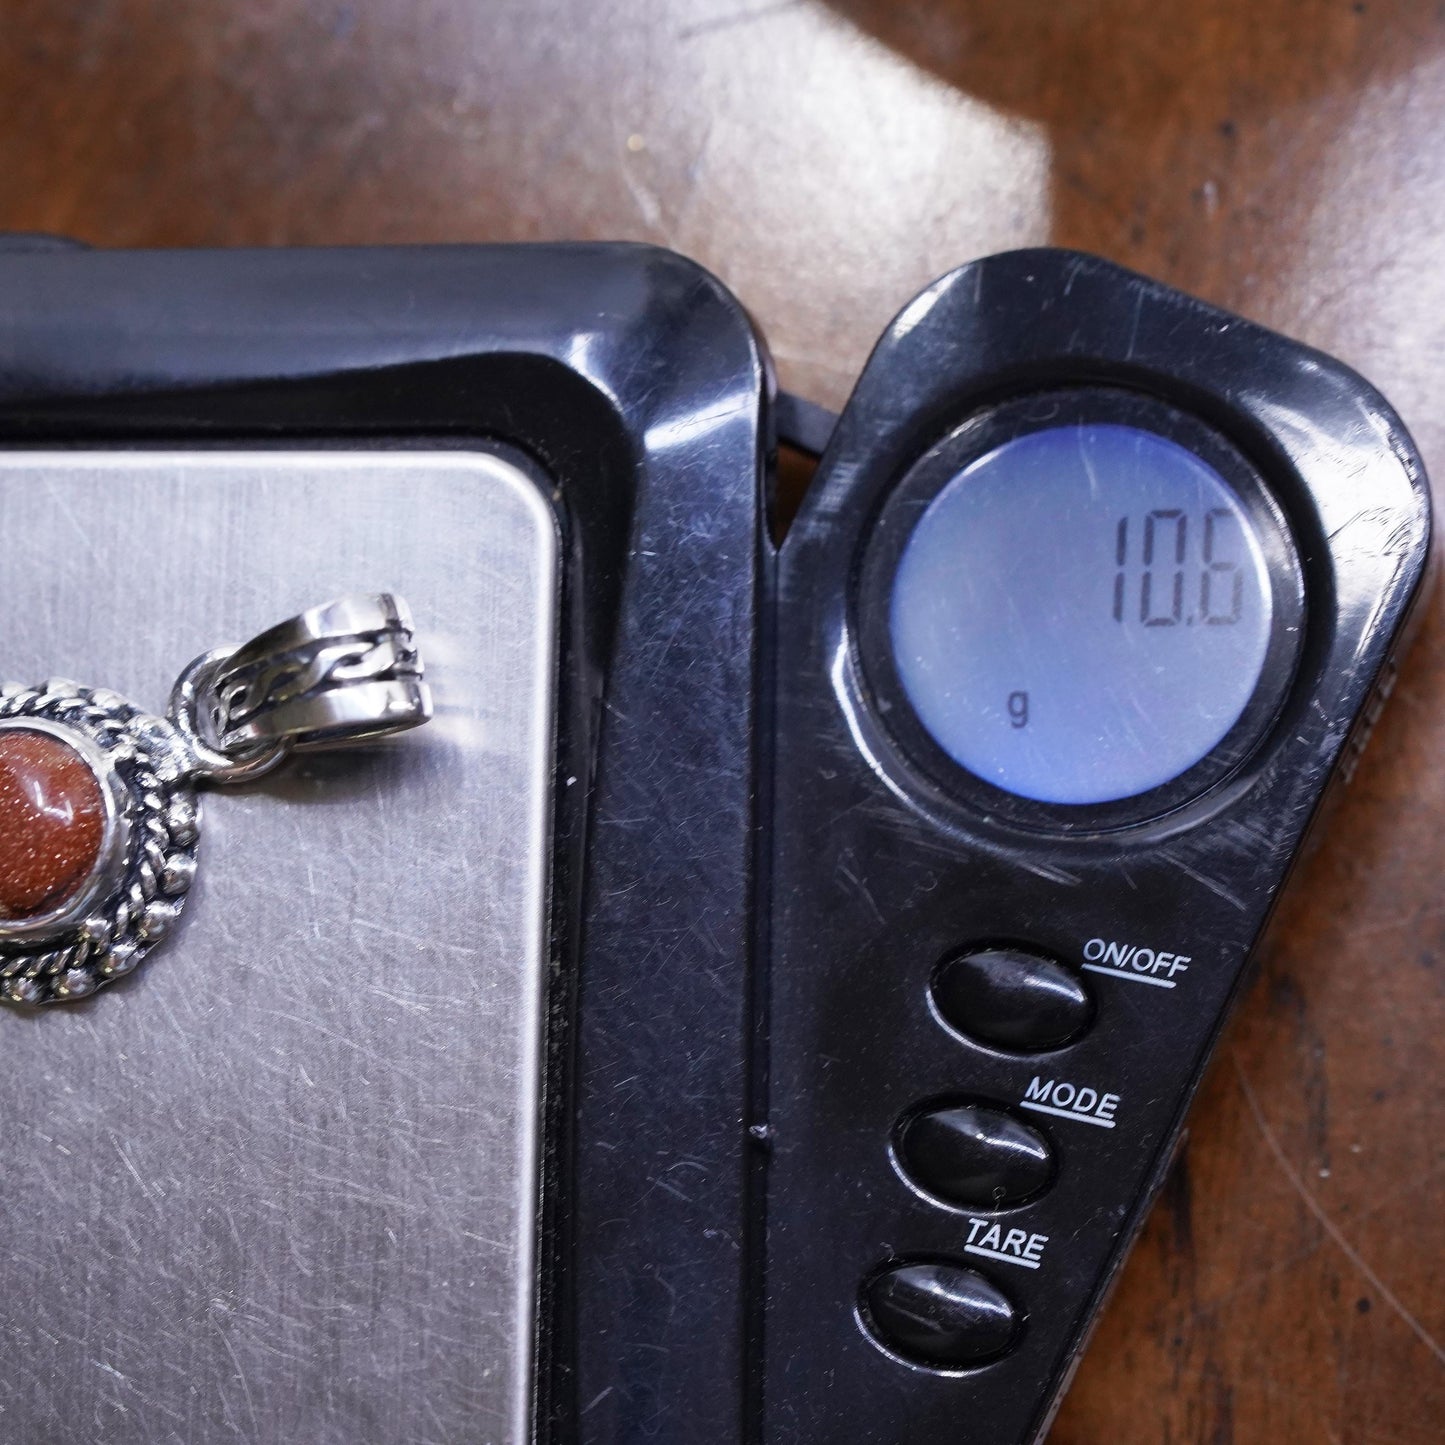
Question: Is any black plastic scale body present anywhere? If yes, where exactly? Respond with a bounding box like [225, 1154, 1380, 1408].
[0, 240, 767, 1445]
[760, 250, 1432, 1444]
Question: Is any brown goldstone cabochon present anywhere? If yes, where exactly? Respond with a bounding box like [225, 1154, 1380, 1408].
[0, 727, 107, 922]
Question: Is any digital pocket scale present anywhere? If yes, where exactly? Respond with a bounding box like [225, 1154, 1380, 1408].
[0, 240, 1429, 1444]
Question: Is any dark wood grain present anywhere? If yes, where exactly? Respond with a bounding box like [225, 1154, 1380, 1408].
[2, 2, 1442, 1439]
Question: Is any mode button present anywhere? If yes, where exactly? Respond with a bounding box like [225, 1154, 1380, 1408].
[897, 1103, 1054, 1210]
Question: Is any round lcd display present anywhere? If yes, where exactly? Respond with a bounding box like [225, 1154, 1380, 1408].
[887, 419, 1292, 808]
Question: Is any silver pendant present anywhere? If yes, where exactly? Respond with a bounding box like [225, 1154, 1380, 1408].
[0, 594, 431, 1005]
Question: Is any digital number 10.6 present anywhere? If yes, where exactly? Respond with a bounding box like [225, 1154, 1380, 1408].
[1113, 509, 1243, 626]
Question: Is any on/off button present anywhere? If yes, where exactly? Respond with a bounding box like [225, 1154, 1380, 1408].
[932, 946, 1093, 1052]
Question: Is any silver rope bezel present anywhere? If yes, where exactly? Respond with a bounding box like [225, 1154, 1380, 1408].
[0, 680, 199, 1005]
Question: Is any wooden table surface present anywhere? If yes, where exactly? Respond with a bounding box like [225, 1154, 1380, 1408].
[3, 3, 1443, 1441]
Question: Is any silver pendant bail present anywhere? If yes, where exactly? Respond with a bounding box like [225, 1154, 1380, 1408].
[169, 593, 433, 785]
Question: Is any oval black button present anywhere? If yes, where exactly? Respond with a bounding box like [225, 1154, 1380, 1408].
[933, 947, 1093, 1051]
[864, 1261, 1019, 1368]
[898, 1103, 1053, 1209]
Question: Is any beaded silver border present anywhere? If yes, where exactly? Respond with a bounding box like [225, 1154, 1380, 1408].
[0, 681, 199, 1005]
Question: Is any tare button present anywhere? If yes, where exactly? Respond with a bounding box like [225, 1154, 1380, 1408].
[1019, 1075, 1121, 1129]
[864, 1262, 1021, 1368]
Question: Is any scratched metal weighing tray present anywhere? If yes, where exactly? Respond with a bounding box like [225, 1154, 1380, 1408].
[0, 451, 556, 1441]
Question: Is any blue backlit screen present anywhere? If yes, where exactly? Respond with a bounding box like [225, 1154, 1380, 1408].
[889, 423, 1275, 806]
